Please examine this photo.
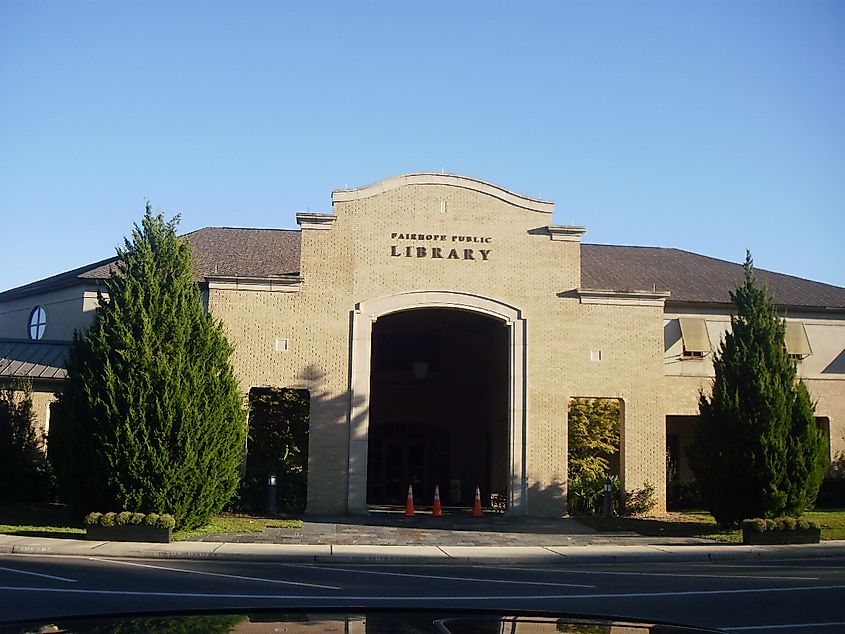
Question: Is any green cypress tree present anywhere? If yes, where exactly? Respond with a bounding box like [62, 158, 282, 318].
[50, 205, 246, 529]
[688, 252, 828, 525]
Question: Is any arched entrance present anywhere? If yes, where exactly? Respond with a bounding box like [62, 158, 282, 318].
[347, 291, 526, 516]
[366, 309, 509, 507]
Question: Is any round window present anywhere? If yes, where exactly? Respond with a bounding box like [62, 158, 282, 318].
[28, 306, 47, 340]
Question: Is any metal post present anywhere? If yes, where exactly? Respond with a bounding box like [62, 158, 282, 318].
[266, 474, 278, 516]
[602, 476, 613, 519]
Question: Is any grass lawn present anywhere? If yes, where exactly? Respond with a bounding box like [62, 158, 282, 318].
[0, 503, 85, 538]
[575, 508, 845, 542]
[575, 512, 741, 542]
[0, 504, 301, 541]
[173, 514, 302, 541]
[804, 508, 845, 540]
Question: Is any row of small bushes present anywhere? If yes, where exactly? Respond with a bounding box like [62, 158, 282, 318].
[742, 517, 820, 533]
[84, 511, 176, 529]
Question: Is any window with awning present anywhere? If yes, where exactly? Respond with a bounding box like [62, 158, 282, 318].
[679, 318, 711, 358]
[785, 321, 812, 359]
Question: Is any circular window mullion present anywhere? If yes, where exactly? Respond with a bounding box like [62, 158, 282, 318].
[28, 306, 47, 340]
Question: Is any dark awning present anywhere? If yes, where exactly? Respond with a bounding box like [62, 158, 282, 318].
[0, 340, 69, 380]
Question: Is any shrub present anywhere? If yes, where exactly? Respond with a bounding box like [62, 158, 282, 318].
[101, 512, 117, 527]
[115, 511, 134, 526]
[745, 518, 767, 532]
[568, 473, 620, 515]
[84, 512, 103, 525]
[622, 481, 657, 516]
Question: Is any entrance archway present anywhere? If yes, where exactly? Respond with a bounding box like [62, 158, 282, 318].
[347, 291, 526, 516]
[366, 309, 509, 507]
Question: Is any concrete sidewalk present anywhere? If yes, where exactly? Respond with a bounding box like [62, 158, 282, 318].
[2, 532, 844, 566]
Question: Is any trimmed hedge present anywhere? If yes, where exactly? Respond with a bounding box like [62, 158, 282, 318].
[85, 511, 176, 529]
[741, 517, 819, 533]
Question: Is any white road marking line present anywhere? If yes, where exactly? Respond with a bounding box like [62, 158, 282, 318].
[481, 565, 816, 581]
[723, 621, 845, 631]
[0, 566, 78, 583]
[277, 563, 595, 588]
[682, 558, 845, 568]
[99, 558, 340, 590]
[0, 584, 843, 600]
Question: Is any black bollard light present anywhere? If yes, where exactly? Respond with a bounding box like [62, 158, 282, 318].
[267, 474, 278, 516]
[602, 476, 613, 519]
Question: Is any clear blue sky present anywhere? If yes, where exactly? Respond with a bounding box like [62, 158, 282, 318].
[2, 1, 843, 292]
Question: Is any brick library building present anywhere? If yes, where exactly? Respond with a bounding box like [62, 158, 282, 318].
[1, 174, 843, 517]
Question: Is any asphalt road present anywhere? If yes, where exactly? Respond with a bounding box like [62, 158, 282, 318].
[0, 554, 843, 632]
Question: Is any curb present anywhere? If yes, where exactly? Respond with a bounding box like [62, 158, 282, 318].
[2, 537, 844, 566]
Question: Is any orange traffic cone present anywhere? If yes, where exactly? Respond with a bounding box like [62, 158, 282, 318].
[405, 484, 415, 517]
[472, 486, 483, 517]
[432, 485, 443, 517]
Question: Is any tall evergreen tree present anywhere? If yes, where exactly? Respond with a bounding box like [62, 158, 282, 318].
[688, 252, 828, 525]
[50, 205, 246, 529]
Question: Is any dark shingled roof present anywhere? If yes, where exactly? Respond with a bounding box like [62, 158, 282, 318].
[1, 228, 843, 310]
[581, 244, 845, 310]
[0, 256, 116, 301]
[80, 227, 302, 280]
[186, 227, 301, 278]
[0, 227, 302, 301]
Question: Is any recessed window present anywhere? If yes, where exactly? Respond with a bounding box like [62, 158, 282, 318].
[28, 306, 47, 340]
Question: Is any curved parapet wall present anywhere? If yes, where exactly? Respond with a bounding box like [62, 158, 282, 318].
[332, 173, 554, 214]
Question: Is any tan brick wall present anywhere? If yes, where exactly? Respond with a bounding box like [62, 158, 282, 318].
[212, 178, 677, 516]
[29, 388, 54, 445]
